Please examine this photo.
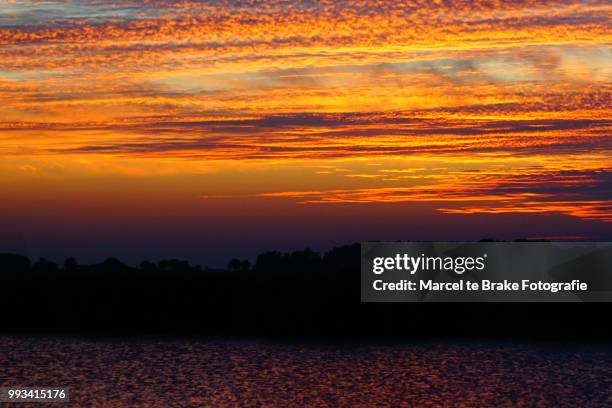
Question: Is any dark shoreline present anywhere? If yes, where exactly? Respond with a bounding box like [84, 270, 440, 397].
[1, 243, 611, 339]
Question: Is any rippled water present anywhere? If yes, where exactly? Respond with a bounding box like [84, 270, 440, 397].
[1, 337, 611, 407]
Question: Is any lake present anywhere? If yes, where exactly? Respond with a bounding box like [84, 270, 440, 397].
[1, 337, 611, 406]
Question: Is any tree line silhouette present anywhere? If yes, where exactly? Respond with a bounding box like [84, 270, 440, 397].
[0, 243, 609, 338]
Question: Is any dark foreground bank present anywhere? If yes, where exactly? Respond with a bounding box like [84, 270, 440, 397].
[0, 243, 611, 338]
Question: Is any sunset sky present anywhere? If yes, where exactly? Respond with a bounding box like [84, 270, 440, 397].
[1, 0, 610, 265]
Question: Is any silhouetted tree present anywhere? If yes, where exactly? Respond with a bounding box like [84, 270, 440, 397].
[64, 258, 79, 273]
[32, 258, 59, 274]
[101, 257, 128, 270]
[323, 243, 360, 270]
[158, 259, 190, 273]
[253, 251, 284, 272]
[286, 248, 321, 271]
[0, 240, 597, 339]
[227, 258, 250, 271]
[139, 261, 156, 272]
[0, 253, 30, 274]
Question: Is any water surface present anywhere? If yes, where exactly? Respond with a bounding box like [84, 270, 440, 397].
[1, 337, 611, 406]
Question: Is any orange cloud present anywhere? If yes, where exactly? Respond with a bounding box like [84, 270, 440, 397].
[0, 0, 610, 225]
